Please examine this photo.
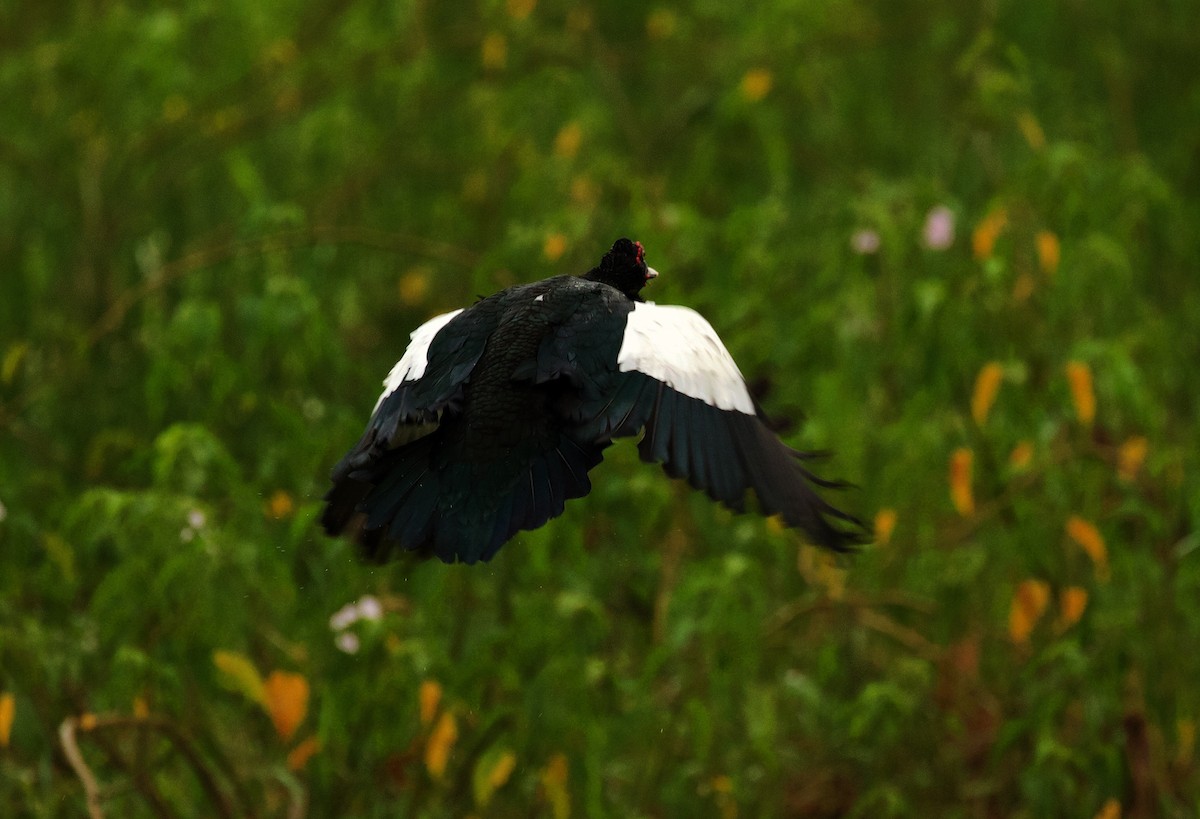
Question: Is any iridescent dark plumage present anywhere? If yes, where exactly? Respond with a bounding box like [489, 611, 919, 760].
[322, 238, 865, 563]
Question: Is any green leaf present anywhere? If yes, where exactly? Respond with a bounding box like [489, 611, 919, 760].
[472, 744, 517, 808]
[213, 650, 267, 708]
[1, 342, 27, 385]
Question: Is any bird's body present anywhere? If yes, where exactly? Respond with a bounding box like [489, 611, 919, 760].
[322, 239, 865, 563]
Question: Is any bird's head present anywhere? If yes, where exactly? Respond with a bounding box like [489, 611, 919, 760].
[584, 237, 659, 300]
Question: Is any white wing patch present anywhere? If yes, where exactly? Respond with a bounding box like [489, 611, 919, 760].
[617, 303, 756, 415]
[373, 308, 464, 412]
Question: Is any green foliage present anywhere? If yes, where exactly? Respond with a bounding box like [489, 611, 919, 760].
[2, 0, 1199, 816]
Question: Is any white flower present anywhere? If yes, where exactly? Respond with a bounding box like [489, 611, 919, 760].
[335, 631, 361, 654]
[356, 595, 383, 622]
[187, 508, 207, 530]
[329, 603, 359, 631]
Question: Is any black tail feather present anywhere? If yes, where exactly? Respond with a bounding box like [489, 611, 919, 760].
[322, 430, 604, 564]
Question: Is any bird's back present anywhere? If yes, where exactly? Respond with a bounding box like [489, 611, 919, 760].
[327, 276, 619, 563]
[322, 239, 865, 564]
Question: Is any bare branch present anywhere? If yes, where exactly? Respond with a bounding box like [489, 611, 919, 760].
[59, 718, 106, 819]
[59, 714, 241, 819]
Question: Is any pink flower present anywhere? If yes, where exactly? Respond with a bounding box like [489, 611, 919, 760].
[923, 205, 955, 250]
[850, 229, 880, 255]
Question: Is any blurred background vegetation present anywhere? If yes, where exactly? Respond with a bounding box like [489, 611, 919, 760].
[2, 0, 1199, 816]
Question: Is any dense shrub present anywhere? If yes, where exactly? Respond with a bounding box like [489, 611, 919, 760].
[2, 1, 1197, 816]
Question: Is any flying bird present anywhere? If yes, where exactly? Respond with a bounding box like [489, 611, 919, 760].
[322, 238, 865, 563]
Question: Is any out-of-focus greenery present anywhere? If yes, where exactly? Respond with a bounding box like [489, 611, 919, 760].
[2, 0, 1199, 816]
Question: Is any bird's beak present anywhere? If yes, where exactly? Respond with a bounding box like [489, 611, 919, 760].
[645, 266, 659, 280]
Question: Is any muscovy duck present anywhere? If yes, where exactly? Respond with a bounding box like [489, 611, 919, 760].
[322, 238, 866, 563]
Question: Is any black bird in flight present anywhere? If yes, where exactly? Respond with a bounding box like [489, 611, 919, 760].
[322, 238, 865, 563]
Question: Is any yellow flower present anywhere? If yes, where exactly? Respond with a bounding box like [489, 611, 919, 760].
[266, 489, 295, 519]
[570, 176, 598, 208]
[1177, 719, 1196, 769]
[972, 208, 1007, 260]
[425, 711, 458, 779]
[554, 122, 583, 159]
[971, 361, 1004, 426]
[1009, 440, 1034, 471]
[398, 268, 431, 306]
[566, 8, 592, 32]
[264, 671, 309, 742]
[949, 448, 975, 517]
[711, 773, 737, 819]
[1066, 516, 1109, 581]
[287, 736, 320, 771]
[475, 747, 519, 806]
[481, 33, 507, 70]
[1065, 361, 1095, 426]
[798, 544, 846, 599]
[873, 508, 897, 546]
[419, 679, 442, 726]
[0, 693, 14, 748]
[543, 233, 568, 262]
[740, 69, 773, 102]
[486, 750, 517, 790]
[1016, 110, 1046, 150]
[1056, 586, 1088, 631]
[1036, 230, 1061, 275]
[1012, 272, 1036, 303]
[1009, 578, 1050, 645]
[1117, 436, 1148, 482]
[540, 753, 570, 819]
[506, 0, 536, 21]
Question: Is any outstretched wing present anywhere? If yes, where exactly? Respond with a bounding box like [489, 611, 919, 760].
[547, 300, 867, 551]
[321, 305, 492, 536]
